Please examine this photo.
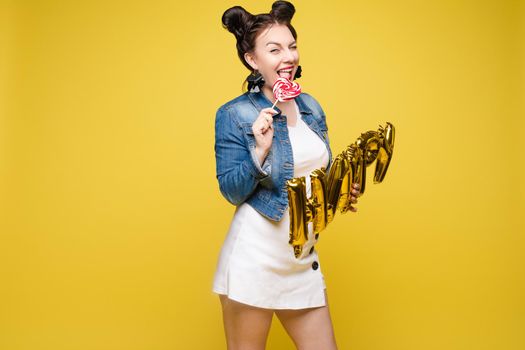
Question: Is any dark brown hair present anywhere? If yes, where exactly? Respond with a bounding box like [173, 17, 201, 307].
[222, 1, 298, 89]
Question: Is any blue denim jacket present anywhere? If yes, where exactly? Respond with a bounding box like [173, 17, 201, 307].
[214, 89, 333, 221]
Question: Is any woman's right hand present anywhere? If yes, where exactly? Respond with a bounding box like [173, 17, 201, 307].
[252, 107, 278, 162]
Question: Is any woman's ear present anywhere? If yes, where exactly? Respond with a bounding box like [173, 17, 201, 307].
[244, 52, 258, 70]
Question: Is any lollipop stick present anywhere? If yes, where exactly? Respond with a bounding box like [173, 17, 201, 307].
[271, 99, 279, 109]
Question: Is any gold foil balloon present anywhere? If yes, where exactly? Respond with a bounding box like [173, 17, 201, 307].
[310, 168, 327, 234]
[337, 145, 364, 214]
[286, 122, 396, 258]
[286, 177, 309, 258]
[374, 123, 395, 183]
[286, 168, 328, 258]
[324, 153, 349, 224]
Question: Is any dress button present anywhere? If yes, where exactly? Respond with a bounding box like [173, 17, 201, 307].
[309, 246, 314, 255]
[312, 261, 319, 270]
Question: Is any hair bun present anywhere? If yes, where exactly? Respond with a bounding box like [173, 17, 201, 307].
[222, 6, 254, 39]
[270, 1, 295, 23]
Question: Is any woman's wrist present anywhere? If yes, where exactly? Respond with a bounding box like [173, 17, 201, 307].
[254, 146, 269, 165]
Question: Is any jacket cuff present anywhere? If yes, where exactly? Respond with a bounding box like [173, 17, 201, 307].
[247, 146, 270, 179]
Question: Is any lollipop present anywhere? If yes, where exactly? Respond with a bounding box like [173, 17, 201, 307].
[271, 77, 302, 109]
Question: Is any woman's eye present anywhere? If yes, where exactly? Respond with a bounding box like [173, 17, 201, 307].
[270, 46, 296, 53]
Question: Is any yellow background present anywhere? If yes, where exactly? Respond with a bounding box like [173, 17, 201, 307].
[1, 0, 524, 349]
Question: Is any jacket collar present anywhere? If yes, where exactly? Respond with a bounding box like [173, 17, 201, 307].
[247, 88, 313, 116]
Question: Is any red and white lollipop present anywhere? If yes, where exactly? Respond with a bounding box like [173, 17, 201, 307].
[271, 77, 302, 109]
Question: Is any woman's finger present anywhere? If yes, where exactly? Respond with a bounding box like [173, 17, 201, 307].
[258, 119, 269, 130]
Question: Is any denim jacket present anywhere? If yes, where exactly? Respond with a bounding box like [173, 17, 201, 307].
[214, 89, 333, 221]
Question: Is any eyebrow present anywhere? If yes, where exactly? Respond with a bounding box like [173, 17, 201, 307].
[266, 41, 297, 46]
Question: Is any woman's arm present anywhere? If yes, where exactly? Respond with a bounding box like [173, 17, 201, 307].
[214, 106, 270, 206]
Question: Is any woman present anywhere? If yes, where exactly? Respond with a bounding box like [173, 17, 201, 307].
[212, 1, 361, 349]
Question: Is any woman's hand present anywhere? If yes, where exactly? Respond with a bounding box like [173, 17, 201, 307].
[252, 107, 277, 163]
[348, 183, 361, 212]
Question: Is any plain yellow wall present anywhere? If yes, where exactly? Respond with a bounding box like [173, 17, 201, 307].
[1, 0, 523, 349]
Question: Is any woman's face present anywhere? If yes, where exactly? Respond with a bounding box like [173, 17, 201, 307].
[245, 23, 300, 93]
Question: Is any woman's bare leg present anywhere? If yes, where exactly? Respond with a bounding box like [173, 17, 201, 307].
[274, 289, 338, 350]
[219, 294, 274, 350]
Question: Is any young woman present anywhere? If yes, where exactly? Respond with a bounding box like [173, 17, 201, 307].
[212, 2, 361, 349]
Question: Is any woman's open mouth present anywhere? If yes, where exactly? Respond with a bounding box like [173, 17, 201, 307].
[277, 66, 294, 80]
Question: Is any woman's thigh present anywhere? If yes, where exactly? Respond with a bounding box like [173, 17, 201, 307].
[219, 294, 274, 350]
[274, 289, 337, 350]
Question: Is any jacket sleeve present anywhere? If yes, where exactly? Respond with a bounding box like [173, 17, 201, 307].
[214, 105, 271, 206]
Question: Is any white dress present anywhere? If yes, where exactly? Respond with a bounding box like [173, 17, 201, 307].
[212, 101, 330, 309]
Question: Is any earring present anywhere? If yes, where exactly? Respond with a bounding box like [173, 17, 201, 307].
[247, 70, 265, 91]
[293, 65, 302, 80]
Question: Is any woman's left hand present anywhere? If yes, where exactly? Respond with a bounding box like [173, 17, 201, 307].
[348, 183, 361, 212]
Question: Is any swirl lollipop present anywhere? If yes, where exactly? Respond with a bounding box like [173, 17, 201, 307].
[271, 77, 302, 109]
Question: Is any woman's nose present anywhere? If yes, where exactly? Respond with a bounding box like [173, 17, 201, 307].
[283, 49, 295, 62]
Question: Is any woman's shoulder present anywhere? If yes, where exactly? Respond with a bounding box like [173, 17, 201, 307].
[298, 91, 326, 116]
[216, 91, 260, 124]
[217, 91, 251, 113]
[298, 91, 318, 105]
